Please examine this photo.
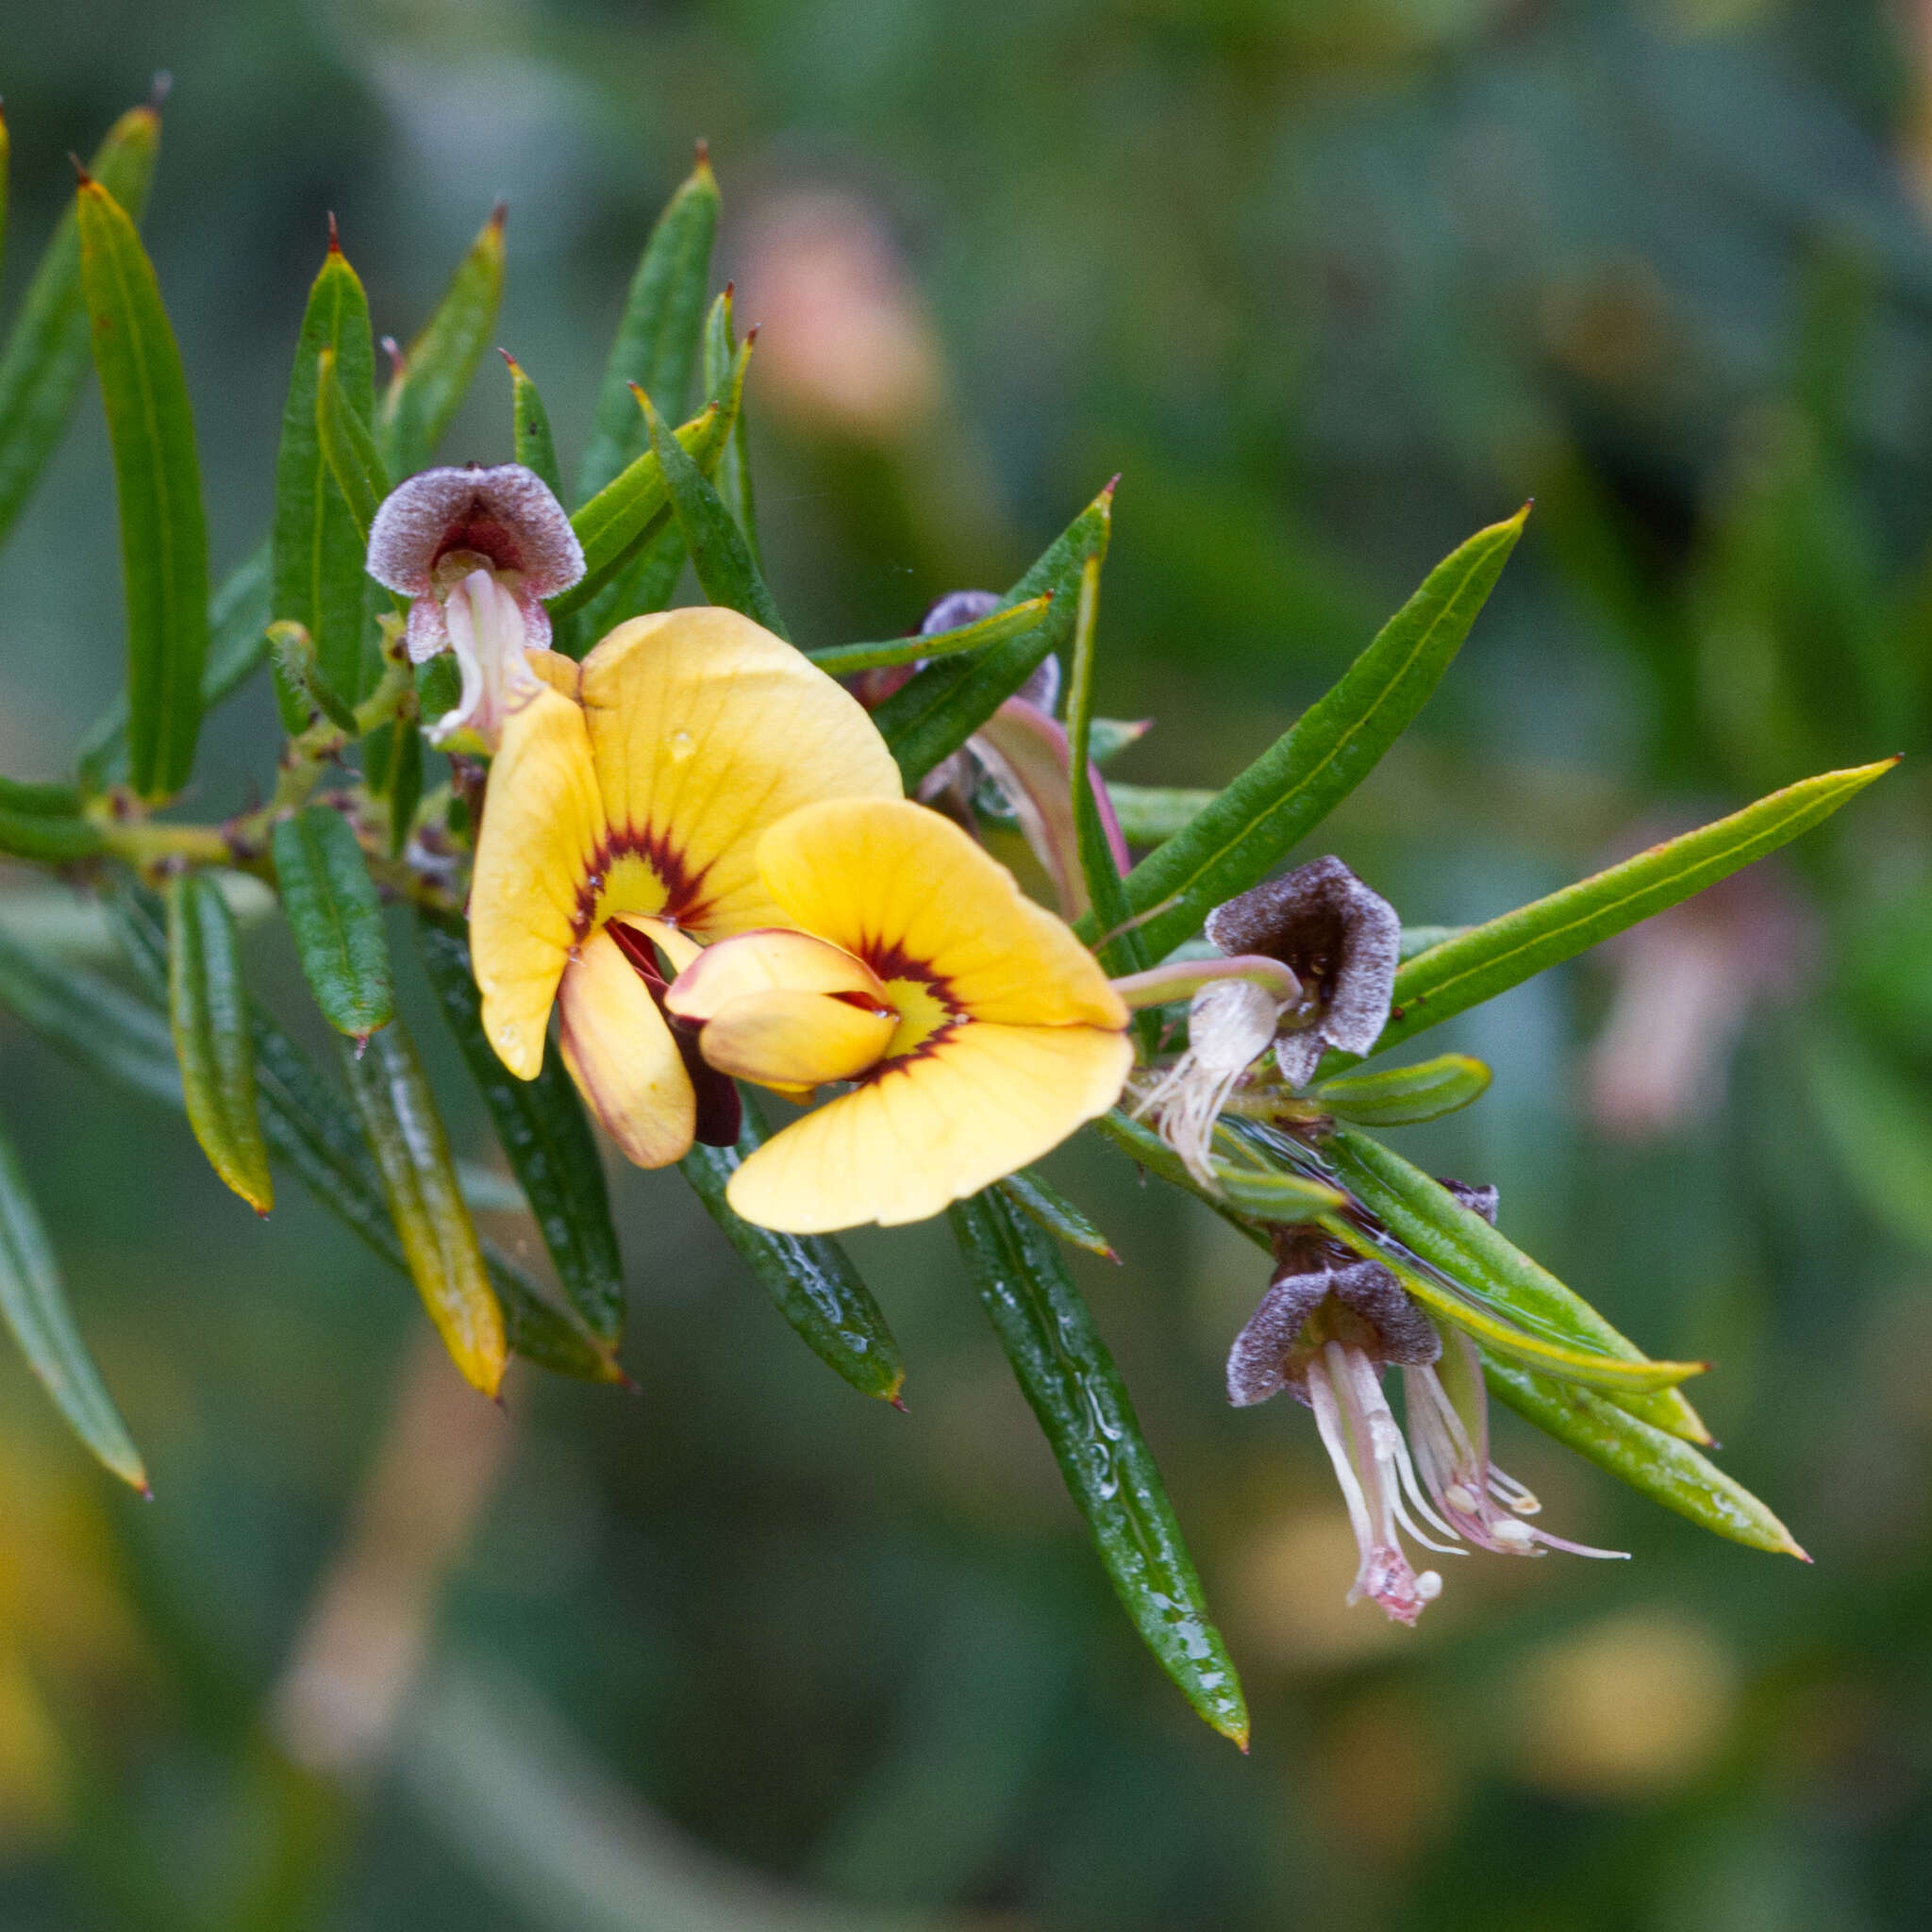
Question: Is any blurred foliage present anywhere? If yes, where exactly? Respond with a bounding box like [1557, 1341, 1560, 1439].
[7, 0, 1932, 1927]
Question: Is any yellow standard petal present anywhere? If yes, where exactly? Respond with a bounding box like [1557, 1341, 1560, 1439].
[700, 991, 898, 1090]
[577, 608, 902, 941]
[756, 798, 1129, 1029]
[726, 1022, 1135, 1232]
[470, 684, 608, 1078]
[665, 927, 886, 1024]
[555, 927, 695, 1168]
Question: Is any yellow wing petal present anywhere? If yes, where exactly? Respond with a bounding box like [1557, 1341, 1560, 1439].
[578, 608, 902, 940]
[556, 929, 695, 1168]
[665, 928, 884, 1024]
[699, 990, 896, 1089]
[470, 684, 607, 1078]
[725, 1020, 1134, 1231]
[756, 798, 1128, 1029]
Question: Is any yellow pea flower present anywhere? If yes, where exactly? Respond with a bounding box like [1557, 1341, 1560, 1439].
[468, 608, 902, 1166]
[663, 797, 1134, 1232]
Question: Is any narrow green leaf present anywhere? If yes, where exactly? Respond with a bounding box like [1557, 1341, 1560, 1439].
[1309, 1054, 1491, 1125]
[681, 1096, 903, 1402]
[0, 808, 104, 864]
[0, 924, 180, 1108]
[269, 621, 359, 734]
[1357, 758, 1900, 1065]
[0, 776, 80, 818]
[1208, 1163, 1349, 1224]
[701, 285, 757, 561]
[419, 917, 626, 1349]
[502, 349, 562, 498]
[950, 1190, 1248, 1746]
[577, 150, 720, 501]
[1065, 551, 1146, 984]
[166, 874, 273, 1214]
[316, 344, 390, 541]
[1317, 1128, 1710, 1437]
[272, 807, 395, 1041]
[0, 1114, 147, 1491]
[1105, 784, 1214, 846]
[996, 1168, 1119, 1263]
[1084, 508, 1526, 960]
[0, 104, 160, 553]
[555, 341, 749, 621]
[377, 204, 506, 479]
[1482, 1354, 1806, 1558]
[879, 480, 1115, 788]
[642, 391, 789, 637]
[387, 717, 423, 859]
[339, 1019, 506, 1396]
[806, 594, 1053, 678]
[78, 173, 210, 801]
[107, 888, 618, 1383]
[75, 541, 272, 787]
[273, 234, 375, 725]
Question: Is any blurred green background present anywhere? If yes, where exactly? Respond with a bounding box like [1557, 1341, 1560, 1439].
[7, 0, 1932, 1925]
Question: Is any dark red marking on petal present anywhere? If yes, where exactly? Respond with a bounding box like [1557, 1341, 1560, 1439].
[572, 825, 714, 941]
[606, 921, 741, 1147]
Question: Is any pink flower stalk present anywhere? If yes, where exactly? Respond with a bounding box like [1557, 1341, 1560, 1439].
[366, 463, 585, 747]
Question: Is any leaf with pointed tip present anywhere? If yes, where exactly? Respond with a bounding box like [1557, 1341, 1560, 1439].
[681, 1095, 903, 1402]
[273, 239, 376, 725]
[166, 874, 273, 1214]
[0, 1115, 147, 1492]
[419, 917, 625, 1349]
[701, 285, 757, 560]
[273, 807, 395, 1041]
[1483, 1354, 1805, 1557]
[503, 351, 562, 498]
[995, 1168, 1118, 1263]
[1080, 508, 1526, 961]
[78, 172, 210, 801]
[0, 105, 160, 554]
[807, 595, 1052, 677]
[643, 392, 789, 637]
[951, 1189, 1248, 1747]
[1309, 1054, 1491, 1125]
[577, 152, 720, 501]
[377, 206, 506, 479]
[339, 1020, 506, 1397]
[1352, 758, 1901, 1066]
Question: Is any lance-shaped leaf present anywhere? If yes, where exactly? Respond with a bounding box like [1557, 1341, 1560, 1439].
[419, 917, 625, 1350]
[316, 344, 391, 542]
[0, 105, 160, 554]
[166, 874, 273, 1214]
[951, 1189, 1248, 1747]
[0, 808, 104, 864]
[0, 1115, 147, 1492]
[0, 924, 180, 1108]
[1083, 508, 1526, 961]
[107, 888, 616, 1382]
[642, 391, 789, 638]
[269, 621, 358, 734]
[78, 172, 210, 801]
[1318, 1128, 1709, 1437]
[1355, 758, 1900, 1065]
[272, 806, 394, 1041]
[1482, 1353, 1806, 1557]
[1308, 1054, 1491, 1125]
[273, 233, 375, 724]
[806, 594, 1052, 678]
[996, 1167, 1119, 1263]
[553, 340, 750, 622]
[340, 1020, 506, 1397]
[0, 776, 81, 817]
[502, 350, 562, 498]
[878, 480, 1115, 788]
[386, 717, 423, 859]
[1211, 1164, 1355, 1224]
[681, 1097, 903, 1403]
[76, 541, 272, 786]
[577, 149, 720, 501]
[701, 285, 757, 560]
[377, 204, 506, 480]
